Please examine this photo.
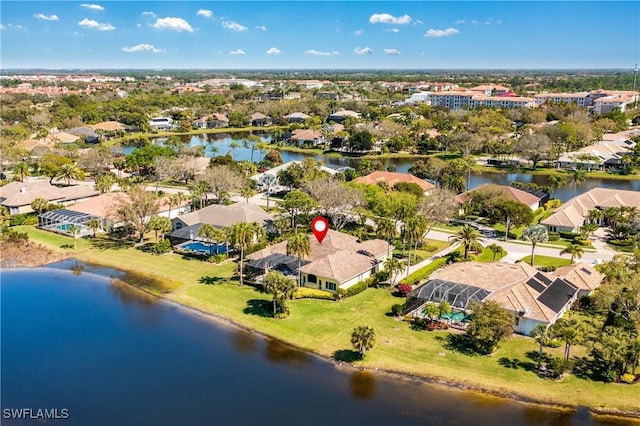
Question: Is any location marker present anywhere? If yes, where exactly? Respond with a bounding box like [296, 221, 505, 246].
[311, 217, 329, 244]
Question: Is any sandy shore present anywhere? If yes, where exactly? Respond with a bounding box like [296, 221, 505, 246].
[0, 240, 68, 268]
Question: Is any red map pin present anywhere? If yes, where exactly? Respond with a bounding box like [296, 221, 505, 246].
[311, 217, 329, 244]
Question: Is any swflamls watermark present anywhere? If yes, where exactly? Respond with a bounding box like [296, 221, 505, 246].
[3, 408, 69, 420]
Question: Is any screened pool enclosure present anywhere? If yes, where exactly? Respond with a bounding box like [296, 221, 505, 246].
[404, 279, 492, 314]
[38, 209, 105, 237]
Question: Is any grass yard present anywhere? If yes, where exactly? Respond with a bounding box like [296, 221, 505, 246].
[519, 255, 572, 268]
[393, 239, 451, 263]
[473, 246, 507, 262]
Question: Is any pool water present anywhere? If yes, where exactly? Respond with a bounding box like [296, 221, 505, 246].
[179, 241, 229, 255]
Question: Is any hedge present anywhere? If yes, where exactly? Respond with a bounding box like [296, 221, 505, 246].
[548, 232, 560, 241]
[559, 231, 579, 240]
[294, 287, 337, 300]
[337, 280, 368, 298]
[404, 257, 448, 285]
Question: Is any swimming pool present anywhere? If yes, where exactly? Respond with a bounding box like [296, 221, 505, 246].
[178, 241, 229, 255]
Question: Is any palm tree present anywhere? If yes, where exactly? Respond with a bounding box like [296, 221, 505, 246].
[567, 169, 586, 198]
[376, 217, 397, 257]
[351, 325, 377, 357]
[403, 215, 428, 277]
[263, 270, 297, 316]
[226, 222, 259, 285]
[449, 225, 485, 260]
[229, 140, 240, 161]
[198, 223, 218, 256]
[68, 224, 79, 250]
[286, 230, 311, 286]
[588, 209, 603, 225]
[487, 243, 505, 261]
[259, 173, 278, 212]
[55, 163, 85, 185]
[86, 218, 101, 238]
[30, 197, 49, 214]
[521, 224, 549, 267]
[422, 303, 440, 321]
[384, 256, 404, 284]
[438, 301, 452, 318]
[546, 174, 567, 200]
[531, 324, 552, 372]
[240, 186, 257, 203]
[560, 243, 585, 264]
[12, 162, 30, 182]
[551, 318, 583, 362]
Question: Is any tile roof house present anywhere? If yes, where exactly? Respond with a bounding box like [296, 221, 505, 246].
[407, 261, 597, 335]
[354, 171, 435, 194]
[327, 110, 361, 123]
[542, 188, 640, 233]
[193, 113, 229, 129]
[454, 183, 542, 210]
[552, 263, 604, 297]
[284, 112, 311, 123]
[246, 229, 391, 292]
[248, 112, 272, 126]
[0, 180, 99, 215]
[90, 121, 127, 132]
[290, 129, 324, 146]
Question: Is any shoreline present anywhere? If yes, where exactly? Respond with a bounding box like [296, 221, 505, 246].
[6, 250, 638, 421]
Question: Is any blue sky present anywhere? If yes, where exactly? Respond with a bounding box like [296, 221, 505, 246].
[1, 1, 638, 69]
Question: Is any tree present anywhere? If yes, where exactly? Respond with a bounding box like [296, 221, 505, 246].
[449, 225, 485, 260]
[304, 178, 364, 230]
[258, 173, 278, 212]
[227, 222, 260, 286]
[280, 190, 316, 228]
[515, 133, 554, 170]
[466, 300, 514, 354]
[240, 186, 257, 203]
[41, 154, 74, 184]
[376, 217, 397, 256]
[55, 163, 85, 185]
[198, 223, 218, 255]
[402, 214, 428, 276]
[531, 324, 553, 371]
[12, 162, 30, 182]
[113, 187, 159, 243]
[422, 302, 441, 320]
[418, 188, 457, 238]
[94, 172, 116, 193]
[487, 243, 505, 261]
[167, 192, 185, 217]
[243, 134, 262, 163]
[148, 216, 172, 243]
[152, 156, 175, 193]
[198, 165, 245, 204]
[547, 175, 567, 200]
[30, 197, 49, 214]
[86, 218, 101, 238]
[263, 270, 297, 317]
[286, 230, 311, 286]
[351, 325, 376, 357]
[566, 169, 587, 198]
[438, 301, 452, 318]
[349, 131, 374, 152]
[68, 224, 79, 250]
[560, 243, 585, 264]
[522, 224, 549, 266]
[491, 200, 534, 241]
[551, 318, 583, 362]
[384, 256, 404, 284]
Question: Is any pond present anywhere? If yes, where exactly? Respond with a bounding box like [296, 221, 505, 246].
[119, 134, 640, 202]
[2, 263, 637, 425]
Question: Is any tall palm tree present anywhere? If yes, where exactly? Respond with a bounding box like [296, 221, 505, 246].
[376, 217, 397, 257]
[259, 173, 278, 212]
[384, 256, 404, 284]
[522, 224, 549, 266]
[198, 223, 218, 256]
[567, 169, 586, 198]
[229, 140, 240, 161]
[226, 222, 259, 285]
[449, 225, 485, 260]
[12, 162, 30, 182]
[560, 243, 585, 264]
[531, 324, 552, 372]
[547, 174, 567, 200]
[56, 163, 85, 185]
[240, 186, 257, 203]
[286, 230, 311, 286]
[68, 224, 79, 250]
[551, 318, 583, 362]
[351, 325, 377, 357]
[86, 218, 101, 238]
[487, 243, 506, 261]
[403, 215, 428, 277]
[587, 208, 603, 225]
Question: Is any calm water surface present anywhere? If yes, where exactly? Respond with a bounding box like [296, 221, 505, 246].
[2, 264, 638, 426]
[119, 134, 640, 201]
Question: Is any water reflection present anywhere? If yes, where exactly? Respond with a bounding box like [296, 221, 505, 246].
[71, 259, 84, 276]
[349, 370, 376, 400]
[264, 338, 310, 366]
[229, 328, 259, 355]
[108, 278, 157, 309]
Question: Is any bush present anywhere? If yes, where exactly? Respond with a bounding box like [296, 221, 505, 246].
[574, 238, 591, 246]
[620, 373, 636, 384]
[2, 229, 29, 242]
[10, 213, 37, 226]
[545, 199, 561, 210]
[537, 265, 558, 272]
[559, 231, 579, 240]
[294, 287, 337, 300]
[421, 243, 438, 252]
[391, 304, 404, 316]
[208, 253, 226, 264]
[548, 356, 574, 379]
[337, 280, 368, 298]
[548, 232, 560, 241]
[405, 257, 447, 284]
[532, 208, 544, 217]
[396, 283, 412, 297]
[465, 215, 479, 221]
[151, 239, 172, 254]
[545, 339, 562, 348]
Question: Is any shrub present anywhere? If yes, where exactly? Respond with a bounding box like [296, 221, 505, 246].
[208, 254, 226, 264]
[294, 287, 337, 300]
[574, 238, 591, 246]
[545, 199, 561, 210]
[548, 356, 574, 379]
[2, 229, 29, 242]
[559, 231, 579, 240]
[620, 373, 636, 384]
[396, 283, 412, 297]
[545, 339, 562, 348]
[10, 213, 37, 226]
[151, 240, 172, 254]
[548, 232, 560, 241]
[391, 304, 404, 316]
[405, 256, 448, 283]
[465, 215, 479, 221]
[537, 265, 558, 272]
[422, 243, 438, 252]
[337, 280, 368, 298]
[532, 208, 544, 217]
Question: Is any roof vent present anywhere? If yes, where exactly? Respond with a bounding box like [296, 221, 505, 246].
[20, 186, 27, 193]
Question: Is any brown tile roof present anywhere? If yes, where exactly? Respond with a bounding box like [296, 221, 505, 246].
[431, 262, 537, 292]
[66, 192, 123, 217]
[176, 202, 274, 228]
[90, 121, 126, 132]
[50, 131, 80, 144]
[552, 263, 603, 293]
[291, 129, 322, 141]
[298, 251, 379, 282]
[353, 171, 435, 193]
[0, 180, 96, 207]
[455, 184, 541, 207]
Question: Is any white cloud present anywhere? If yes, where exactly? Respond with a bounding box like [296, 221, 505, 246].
[415, 19, 424, 24]
[497, 20, 502, 24]
[8, 24, 26, 30]
[141, 11, 157, 18]
[266, 47, 281, 55]
[152, 17, 193, 32]
[425, 27, 459, 37]
[136, 23, 142, 28]
[353, 29, 363, 36]
[305, 49, 340, 56]
[455, 19, 466, 24]
[78, 18, 115, 31]
[123, 43, 163, 53]
[197, 9, 213, 18]
[229, 49, 245, 55]
[384, 28, 400, 33]
[222, 21, 248, 31]
[369, 13, 411, 25]
[255, 25, 268, 31]
[80, 4, 104, 11]
[354, 47, 373, 55]
[0, 24, 4, 30]
[471, 20, 479, 25]
[384, 48, 401, 55]
[34, 14, 59, 21]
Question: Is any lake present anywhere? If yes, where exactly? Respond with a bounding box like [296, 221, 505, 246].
[2, 263, 637, 426]
[119, 134, 640, 201]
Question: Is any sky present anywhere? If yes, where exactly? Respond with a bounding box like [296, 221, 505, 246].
[0, 1, 638, 69]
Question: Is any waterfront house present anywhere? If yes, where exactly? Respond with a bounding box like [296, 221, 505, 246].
[0, 179, 99, 215]
[327, 110, 361, 123]
[284, 112, 310, 124]
[248, 112, 272, 127]
[289, 129, 324, 147]
[353, 171, 435, 195]
[193, 114, 229, 129]
[149, 117, 175, 131]
[454, 184, 543, 211]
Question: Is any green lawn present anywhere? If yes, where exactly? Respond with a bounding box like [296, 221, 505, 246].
[393, 239, 451, 263]
[473, 246, 507, 262]
[15, 225, 640, 412]
[519, 255, 572, 268]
